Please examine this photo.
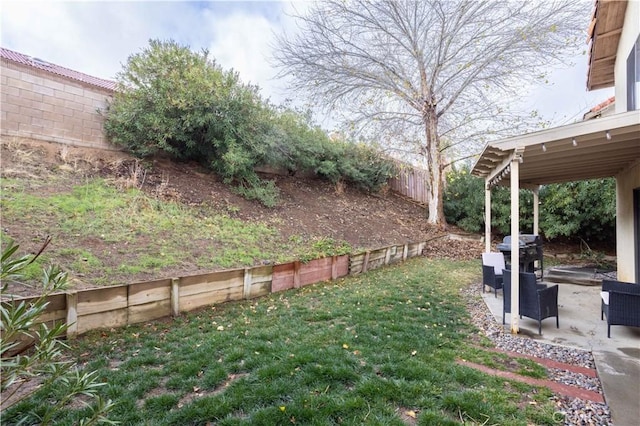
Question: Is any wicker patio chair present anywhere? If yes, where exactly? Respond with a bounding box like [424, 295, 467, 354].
[482, 265, 503, 297]
[601, 279, 640, 338]
[503, 270, 559, 335]
[534, 245, 544, 280]
[482, 253, 505, 297]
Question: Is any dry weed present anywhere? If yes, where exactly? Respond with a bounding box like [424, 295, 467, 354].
[0, 136, 26, 151]
[111, 160, 146, 190]
[58, 145, 70, 163]
[154, 173, 170, 198]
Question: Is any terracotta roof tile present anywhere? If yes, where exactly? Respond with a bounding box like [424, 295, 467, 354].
[1, 46, 116, 92]
[589, 96, 615, 114]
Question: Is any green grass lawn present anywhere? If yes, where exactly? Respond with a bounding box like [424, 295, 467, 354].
[4, 258, 561, 425]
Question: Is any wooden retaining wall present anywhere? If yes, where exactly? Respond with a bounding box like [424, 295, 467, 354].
[5, 243, 429, 339]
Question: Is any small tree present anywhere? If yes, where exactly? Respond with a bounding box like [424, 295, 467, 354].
[1, 239, 116, 425]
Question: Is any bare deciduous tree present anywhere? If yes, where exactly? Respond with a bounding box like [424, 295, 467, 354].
[274, 0, 586, 225]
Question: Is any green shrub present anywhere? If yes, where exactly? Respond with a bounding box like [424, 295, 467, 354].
[444, 168, 615, 243]
[104, 40, 396, 205]
[263, 106, 397, 192]
[539, 179, 615, 242]
[233, 179, 281, 208]
[443, 168, 532, 235]
[104, 39, 272, 201]
[1, 239, 115, 424]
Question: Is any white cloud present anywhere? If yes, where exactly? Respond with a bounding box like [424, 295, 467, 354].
[205, 8, 285, 101]
[0, 0, 615, 129]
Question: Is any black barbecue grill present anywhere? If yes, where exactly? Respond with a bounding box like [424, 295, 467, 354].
[497, 234, 543, 279]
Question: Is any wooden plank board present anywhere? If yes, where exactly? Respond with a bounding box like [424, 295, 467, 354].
[179, 269, 244, 312]
[5, 293, 67, 324]
[77, 286, 127, 316]
[366, 248, 389, 271]
[407, 242, 424, 259]
[128, 279, 171, 306]
[387, 245, 405, 264]
[251, 265, 273, 284]
[300, 257, 332, 286]
[249, 281, 271, 299]
[272, 262, 295, 292]
[77, 308, 128, 335]
[128, 299, 171, 324]
[349, 253, 366, 275]
[180, 284, 244, 312]
[44, 293, 66, 312]
[180, 269, 244, 297]
[38, 307, 67, 324]
[335, 255, 349, 278]
[1, 293, 68, 353]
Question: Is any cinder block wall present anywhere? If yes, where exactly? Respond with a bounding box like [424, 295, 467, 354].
[0, 59, 116, 150]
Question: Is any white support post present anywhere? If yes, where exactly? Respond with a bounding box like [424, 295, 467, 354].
[532, 186, 540, 272]
[510, 153, 521, 334]
[485, 181, 492, 253]
[532, 186, 540, 236]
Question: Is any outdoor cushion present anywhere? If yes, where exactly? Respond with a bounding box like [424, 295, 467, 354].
[482, 252, 506, 275]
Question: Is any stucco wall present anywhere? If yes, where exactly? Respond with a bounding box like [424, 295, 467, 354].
[616, 159, 640, 283]
[0, 59, 116, 150]
[614, 0, 640, 113]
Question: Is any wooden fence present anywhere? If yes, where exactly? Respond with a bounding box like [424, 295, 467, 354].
[8, 241, 433, 339]
[388, 162, 429, 205]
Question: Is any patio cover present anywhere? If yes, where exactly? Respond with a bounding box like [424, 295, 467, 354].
[471, 110, 640, 333]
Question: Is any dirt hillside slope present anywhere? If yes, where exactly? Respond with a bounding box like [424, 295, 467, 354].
[1, 137, 483, 294]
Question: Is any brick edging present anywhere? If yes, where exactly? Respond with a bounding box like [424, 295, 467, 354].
[457, 360, 605, 403]
[474, 345, 598, 378]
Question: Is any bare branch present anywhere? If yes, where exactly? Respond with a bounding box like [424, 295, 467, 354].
[273, 0, 585, 224]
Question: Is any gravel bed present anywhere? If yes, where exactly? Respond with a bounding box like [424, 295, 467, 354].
[553, 396, 612, 426]
[461, 285, 613, 425]
[548, 368, 603, 394]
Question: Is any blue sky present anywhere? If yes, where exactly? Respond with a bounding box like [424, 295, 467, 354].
[1, 0, 614, 130]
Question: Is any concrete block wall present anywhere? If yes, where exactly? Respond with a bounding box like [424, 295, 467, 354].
[1, 60, 116, 150]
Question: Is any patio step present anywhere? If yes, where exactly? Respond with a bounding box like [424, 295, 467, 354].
[545, 267, 602, 286]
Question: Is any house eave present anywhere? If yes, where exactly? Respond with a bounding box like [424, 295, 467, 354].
[586, 0, 627, 91]
[471, 111, 640, 187]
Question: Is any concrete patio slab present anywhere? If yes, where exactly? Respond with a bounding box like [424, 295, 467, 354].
[481, 282, 640, 426]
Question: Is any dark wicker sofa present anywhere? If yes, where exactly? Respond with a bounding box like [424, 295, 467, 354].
[503, 270, 559, 335]
[601, 280, 640, 338]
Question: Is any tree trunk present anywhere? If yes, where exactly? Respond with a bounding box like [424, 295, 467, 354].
[423, 103, 445, 227]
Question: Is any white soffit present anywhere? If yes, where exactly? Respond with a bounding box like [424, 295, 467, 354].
[472, 111, 640, 186]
